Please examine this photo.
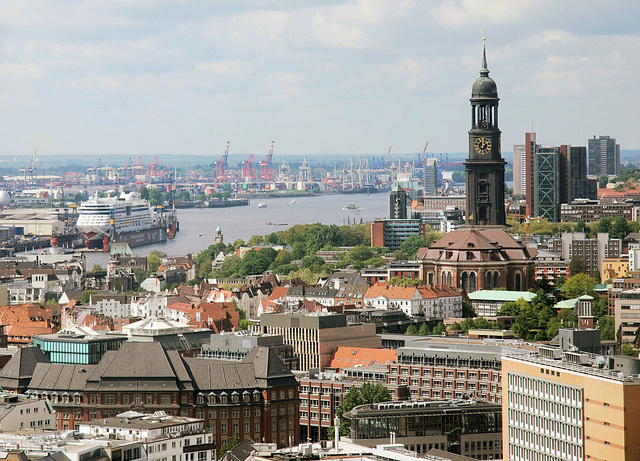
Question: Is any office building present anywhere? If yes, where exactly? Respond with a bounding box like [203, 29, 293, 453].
[370, 219, 426, 250]
[389, 186, 409, 219]
[252, 312, 380, 371]
[513, 144, 526, 197]
[502, 347, 640, 461]
[33, 328, 126, 365]
[345, 399, 502, 459]
[548, 232, 621, 278]
[589, 135, 621, 176]
[535, 146, 561, 221]
[424, 158, 438, 196]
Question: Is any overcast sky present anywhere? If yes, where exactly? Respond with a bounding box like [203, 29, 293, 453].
[0, 0, 638, 159]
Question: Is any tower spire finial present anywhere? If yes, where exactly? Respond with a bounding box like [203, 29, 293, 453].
[480, 30, 489, 76]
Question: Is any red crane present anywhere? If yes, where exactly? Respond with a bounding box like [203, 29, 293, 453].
[242, 154, 257, 181]
[259, 141, 275, 181]
[214, 141, 230, 183]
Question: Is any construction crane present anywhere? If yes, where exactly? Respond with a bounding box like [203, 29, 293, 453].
[214, 141, 230, 183]
[259, 141, 275, 181]
[148, 156, 169, 178]
[383, 146, 392, 168]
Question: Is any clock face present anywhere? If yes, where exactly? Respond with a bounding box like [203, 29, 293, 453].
[474, 137, 492, 155]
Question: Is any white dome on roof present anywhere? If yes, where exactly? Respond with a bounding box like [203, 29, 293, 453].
[0, 191, 10, 207]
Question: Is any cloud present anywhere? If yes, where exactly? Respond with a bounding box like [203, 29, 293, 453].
[432, 0, 547, 29]
[0, 61, 44, 81]
[69, 74, 123, 91]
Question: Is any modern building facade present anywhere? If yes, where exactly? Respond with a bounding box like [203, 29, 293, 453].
[502, 347, 640, 461]
[588, 135, 621, 176]
[253, 312, 380, 371]
[370, 219, 426, 250]
[548, 232, 622, 278]
[424, 158, 438, 196]
[389, 186, 409, 219]
[345, 399, 502, 459]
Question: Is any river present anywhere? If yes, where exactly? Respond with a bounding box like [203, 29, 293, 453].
[84, 192, 388, 270]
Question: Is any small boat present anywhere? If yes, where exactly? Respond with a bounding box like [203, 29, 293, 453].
[266, 222, 273, 225]
[343, 203, 357, 210]
[290, 200, 297, 205]
[198, 233, 204, 237]
[257, 202, 267, 208]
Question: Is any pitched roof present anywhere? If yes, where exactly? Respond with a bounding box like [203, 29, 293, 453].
[364, 283, 419, 300]
[0, 346, 49, 380]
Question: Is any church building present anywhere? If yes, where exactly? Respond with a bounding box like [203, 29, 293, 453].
[417, 44, 535, 293]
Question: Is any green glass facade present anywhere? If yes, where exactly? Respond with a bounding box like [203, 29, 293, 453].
[33, 336, 126, 364]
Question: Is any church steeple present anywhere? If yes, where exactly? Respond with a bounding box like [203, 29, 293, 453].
[465, 41, 506, 227]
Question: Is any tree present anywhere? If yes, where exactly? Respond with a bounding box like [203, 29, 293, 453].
[335, 383, 391, 436]
[399, 235, 431, 259]
[418, 323, 430, 335]
[147, 250, 166, 273]
[610, 216, 630, 239]
[80, 290, 96, 304]
[511, 315, 531, 340]
[449, 321, 462, 331]
[388, 276, 423, 287]
[393, 250, 409, 261]
[462, 300, 476, 318]
[598, 316, 615, 341]
[300, 255, 325, 269]
[405, 324, 418, 335]
[275, 250, 293, 267]
[218, 433, 241, 459]
[562, 273, 596, 299]
[573, 220, 586, 233]
[139, 186, 150, 200]
[432, 321, 446, 336]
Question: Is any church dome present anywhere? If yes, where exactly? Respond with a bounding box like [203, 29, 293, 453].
[472, 75, 497, 98]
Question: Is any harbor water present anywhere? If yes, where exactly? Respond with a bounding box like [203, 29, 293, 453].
[84, 192, 388, 269]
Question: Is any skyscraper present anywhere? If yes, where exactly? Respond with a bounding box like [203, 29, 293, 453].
[513, 144, 526, 197]
[588, 135, 620, 176]
[423, 158, 438, 196]
[389, 185, 408, 219]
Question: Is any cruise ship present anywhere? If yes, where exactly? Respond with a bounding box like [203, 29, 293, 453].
[77, 192, 175, 249]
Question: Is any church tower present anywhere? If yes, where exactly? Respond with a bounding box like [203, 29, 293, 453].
[465, 43, 506, 226]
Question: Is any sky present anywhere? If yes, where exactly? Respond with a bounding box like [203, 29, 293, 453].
[0, 0, 638, 160]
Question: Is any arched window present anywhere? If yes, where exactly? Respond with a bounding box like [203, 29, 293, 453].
[469, 272, 476, 293]
[515, 272, 522, 291]
[441, 271, 447, 285]
[461, 272, 468, 292]
[447, 272, 452, 286]
[485, 271, 492, 290]
[493, 271, 499, 289]
[428, 272, 434, 285]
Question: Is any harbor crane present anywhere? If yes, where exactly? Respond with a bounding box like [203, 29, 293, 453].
[214, 141, 231, 183]
[259, 141, 275, 181]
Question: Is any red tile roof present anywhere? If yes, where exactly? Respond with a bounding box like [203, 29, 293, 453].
[329, 346, 397, 369]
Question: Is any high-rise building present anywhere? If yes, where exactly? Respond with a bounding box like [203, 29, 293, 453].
[518, 134, 596, 221]
[389, 185, 408, 219]
[424, 158, 438, 196]
[561, 145, 597, 203]
[589, 135, 621, 176]
[503, 348, 640, 461]
[513, 144, 526, 196]
[535, 146, 561, 221]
